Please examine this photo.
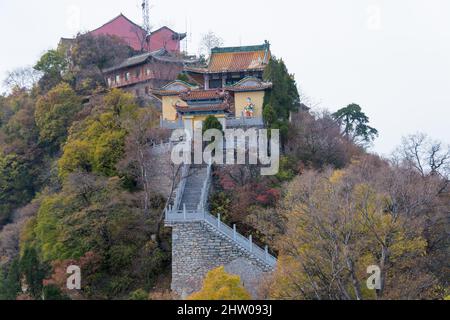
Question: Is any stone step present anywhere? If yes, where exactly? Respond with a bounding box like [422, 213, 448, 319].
[184, 185, 202, 188]
[184, 188, 203, 191]
[182, 190, 202, 194]
[177, 165, 209, 210]
[186, 178, 206, 182]
[183, 199, 200, 202]
[181, 200, 201, 204]
[183, 190, 201, 193]
[184, 185, 203, 190]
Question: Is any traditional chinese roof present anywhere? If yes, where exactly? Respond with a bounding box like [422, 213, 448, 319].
[92, 15, 187, 41]
[175, 103, 228, 113]
[179, 89, 225, 101]
[226, 85, 272, 92]
[226, 84, 272, 92]
[103, 50, 196, 73]
[185, 72, 205, 86]
[91, 13, 146, 35]
[185, 42, 271, 74]
[103, 51, 152, 73]
[225, 77, 272, 92]
[154, 77, 271, 101]
[149, 26, 187, 41]
[151, 80, 199, 96]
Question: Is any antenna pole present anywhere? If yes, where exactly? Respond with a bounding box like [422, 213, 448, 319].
[142, 0, 151, 34]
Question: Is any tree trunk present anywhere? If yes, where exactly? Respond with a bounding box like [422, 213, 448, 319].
[346, 257, 363, 300]
[377, 245, 389, 299]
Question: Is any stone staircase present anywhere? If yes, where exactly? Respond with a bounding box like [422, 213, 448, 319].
[166, 163, 277, 269]
[178, 165, 208, 211]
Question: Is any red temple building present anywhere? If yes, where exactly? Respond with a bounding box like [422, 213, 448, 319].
[65, 14, 186, 53]
[147, 26, 186, 53]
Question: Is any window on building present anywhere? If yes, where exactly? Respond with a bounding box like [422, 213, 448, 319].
[254, 71, 263, 79]
[146, 68, 151, 76]
[135, 69, 140, 78]
[107, 78, 112, 86]
[125, 72, 130, 81]
[115, 74, 120, 83]
[209, 79, 222, 89]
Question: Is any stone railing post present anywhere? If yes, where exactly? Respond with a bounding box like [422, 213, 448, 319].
[183, 204, 186, 220]
[198, 210, 278, 269]
[173, 164, 189, 212]
[198, 162, 212, 212]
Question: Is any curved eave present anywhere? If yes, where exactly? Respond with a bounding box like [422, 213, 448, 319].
[179, 89, 225, 101]
[185, 67, 266, 74]
[151, 89, 190, 97]
[225, 85, 272, 92]
[175, 104, 228, 113]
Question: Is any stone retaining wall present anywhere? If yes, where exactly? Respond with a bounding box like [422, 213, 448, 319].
[168, 220, 273, 298]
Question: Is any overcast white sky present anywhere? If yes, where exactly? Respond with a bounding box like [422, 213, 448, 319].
[0, 0, 449, 155]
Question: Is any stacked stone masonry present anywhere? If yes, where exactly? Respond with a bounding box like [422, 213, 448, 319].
[168, 220, 274, 298]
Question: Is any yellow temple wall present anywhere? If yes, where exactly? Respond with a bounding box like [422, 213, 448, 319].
[182, 114, 226, 128]
[234, 91, 265, 118]
[162, 96, 187, 121]
[182, 114, 226, 134]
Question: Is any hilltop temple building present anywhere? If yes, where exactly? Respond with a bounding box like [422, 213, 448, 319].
[102, 49, 197, 97]
[62, 14, 273, 132]
[61, 13, 186, 53]
[154, 42, 273, 131]
[98, 38, 273, 131]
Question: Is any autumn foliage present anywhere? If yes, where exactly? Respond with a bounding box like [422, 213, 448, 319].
[270, 155, 448, 300]
[188, 267, 251, 300]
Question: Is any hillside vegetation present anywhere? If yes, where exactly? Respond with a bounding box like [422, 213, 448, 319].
[0, 34, 448, 300]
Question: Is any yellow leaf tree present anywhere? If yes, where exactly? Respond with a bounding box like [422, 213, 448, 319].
[270, 161, 433, 300]
[188, 267, 251, 300]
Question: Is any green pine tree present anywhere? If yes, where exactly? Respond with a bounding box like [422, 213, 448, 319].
[0, 267, 6, 299]
[263, 57, 300, 145]
[3, 258, 21, 300]
[43, 285, 69, 300]
[20, 247, 47, 299]
[202, 115, 223, 134]
[332, 103, 378, 144]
